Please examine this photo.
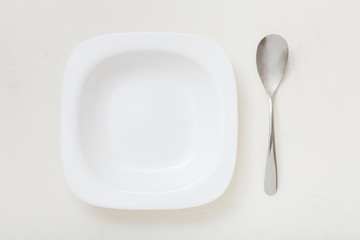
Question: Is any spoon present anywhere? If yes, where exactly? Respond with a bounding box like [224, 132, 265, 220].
[256, 34, 289, 195]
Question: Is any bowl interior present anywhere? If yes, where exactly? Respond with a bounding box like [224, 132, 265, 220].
[78, 50, 223, 192]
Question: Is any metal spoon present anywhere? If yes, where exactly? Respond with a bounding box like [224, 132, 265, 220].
[256, 34, 289, 195]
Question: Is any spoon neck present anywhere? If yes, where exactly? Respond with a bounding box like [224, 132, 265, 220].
[268, 95, 275, 108]
[268, 96, 275, 126]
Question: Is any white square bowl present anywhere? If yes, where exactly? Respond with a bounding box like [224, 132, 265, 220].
[61, 33, 237, 209]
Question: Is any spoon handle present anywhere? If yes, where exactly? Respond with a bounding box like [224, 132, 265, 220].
[264, 99, 277, 195]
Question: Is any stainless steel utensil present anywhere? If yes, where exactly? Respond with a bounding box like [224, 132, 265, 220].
[256, 34, 289, 195]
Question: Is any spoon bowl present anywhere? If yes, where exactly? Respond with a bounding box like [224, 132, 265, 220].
[257, 35, 288, 97]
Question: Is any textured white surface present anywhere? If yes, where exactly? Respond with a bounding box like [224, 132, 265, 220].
[1, 0, 360, 239]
